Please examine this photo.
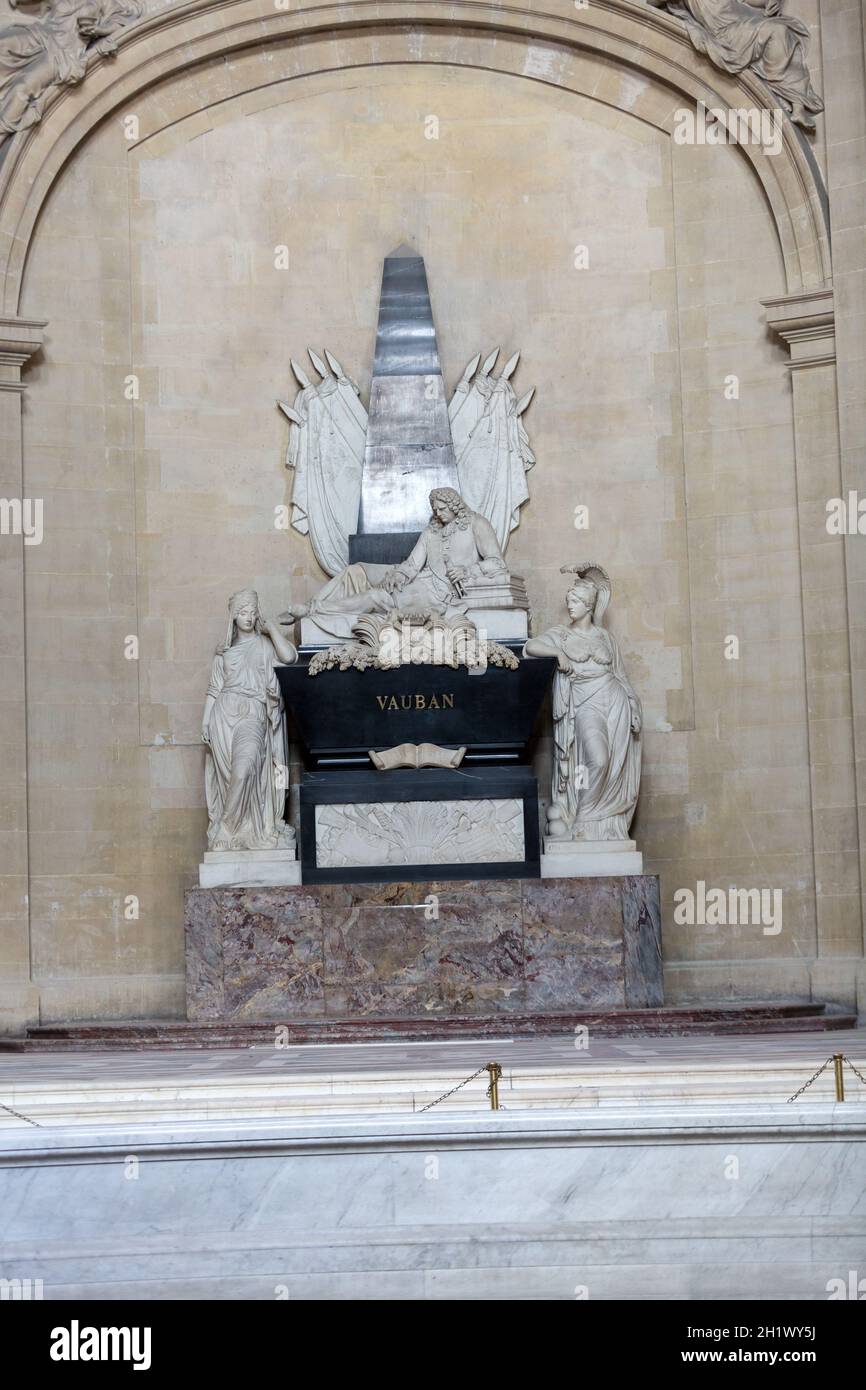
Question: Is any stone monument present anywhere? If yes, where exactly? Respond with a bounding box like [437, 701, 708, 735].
[187, 247, 660, 1028]
[351, 244, 460, 565]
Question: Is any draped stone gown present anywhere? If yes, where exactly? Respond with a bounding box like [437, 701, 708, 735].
[541, 623, 642, 840]
[205, 634, 287, 850]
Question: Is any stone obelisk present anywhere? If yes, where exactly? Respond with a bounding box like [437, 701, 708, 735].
[348, 245, 460, 565]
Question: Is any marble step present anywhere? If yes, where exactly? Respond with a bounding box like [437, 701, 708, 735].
[3, 1057, 863, 1128]
[2, 1000, 857, 1050]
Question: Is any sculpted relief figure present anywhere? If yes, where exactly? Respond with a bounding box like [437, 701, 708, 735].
[647, 0, 823, 129]
[202, 590, 298, 852]
[285, 487, 513, 641]
[0, 0, 142, 139]
[524, 565, 642, 843]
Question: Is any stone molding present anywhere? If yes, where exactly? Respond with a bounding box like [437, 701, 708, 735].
[3, 1106, 865, 1167]
[0, 314, 46, 391]
[762, 288, 836, 370]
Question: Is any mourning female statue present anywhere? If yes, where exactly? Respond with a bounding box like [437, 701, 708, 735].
[524, 564, 642, 842]
[202, 590, 298, 852]
[284, 487, 510, 640]
[646, 0, 823, 129]
[0, 0, 142, 139]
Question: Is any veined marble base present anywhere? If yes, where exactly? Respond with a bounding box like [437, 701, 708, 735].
[198, 849, 301, 889]
[542, 838, 643, 878]
[184, 874, 662, 1021]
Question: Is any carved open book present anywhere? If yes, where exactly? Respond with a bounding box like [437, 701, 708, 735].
[369, 743, 467, 771]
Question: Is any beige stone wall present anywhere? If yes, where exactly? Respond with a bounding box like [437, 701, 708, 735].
[821, 0, 866, 983]
[2, 6, 862, 1025]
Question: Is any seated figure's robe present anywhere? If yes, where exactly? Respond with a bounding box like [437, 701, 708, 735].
[656, 0, 823, 122]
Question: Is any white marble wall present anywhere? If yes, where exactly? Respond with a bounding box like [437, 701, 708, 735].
[1, 1107, 864, 1300]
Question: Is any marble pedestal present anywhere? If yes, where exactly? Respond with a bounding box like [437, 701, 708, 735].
[185, 874, 662, 1022]
[464, 607, 527, 641]
[541, 839, 644, 878]
[198, 849, 301, 889]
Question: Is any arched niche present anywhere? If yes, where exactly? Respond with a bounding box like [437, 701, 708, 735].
[0, 0, 831, 314]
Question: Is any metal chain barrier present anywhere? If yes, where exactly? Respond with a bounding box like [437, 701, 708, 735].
[417, 1062, 503, 1113]
[786, 1055, 834, 1103]
[0, 1099, 41, 1127]
[788, 1052, 866, 1104]
[843, 1056, 866, 1087]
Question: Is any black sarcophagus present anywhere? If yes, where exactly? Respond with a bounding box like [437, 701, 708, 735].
[276, 657, 555, 768]
[276, 657, 555, 883]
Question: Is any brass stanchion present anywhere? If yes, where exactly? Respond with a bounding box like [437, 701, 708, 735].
[486, 1062, 502, 1111]
[789, 1052, 866, 1104]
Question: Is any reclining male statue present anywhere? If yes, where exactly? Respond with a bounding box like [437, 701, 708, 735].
[283, 487, 509, 642]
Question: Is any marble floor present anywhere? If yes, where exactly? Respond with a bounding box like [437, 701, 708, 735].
[1, 1029, 864, 1128]
[3, 1027, 865, 1079]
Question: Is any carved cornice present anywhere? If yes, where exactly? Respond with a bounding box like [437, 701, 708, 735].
[762, 288, 835, 370]
[0, 314, 46, 391]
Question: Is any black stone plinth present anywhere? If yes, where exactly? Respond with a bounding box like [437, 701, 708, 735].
[299, 765, 540, 884]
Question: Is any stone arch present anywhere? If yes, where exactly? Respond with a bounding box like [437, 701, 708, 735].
[0, 0, 831, 315]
